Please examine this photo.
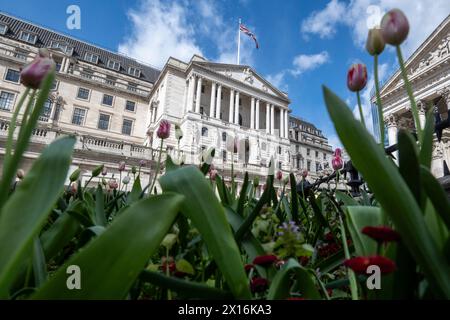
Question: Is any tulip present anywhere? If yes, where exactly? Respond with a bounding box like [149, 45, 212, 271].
[347, 63, 367, 92]
[301, 170, 308, 179]
[118, 161, 126, 172]
[131, 166, 137, 174]
[344, 256, 396, 274]
[209, 169, 218, 181]
[334, 148, 342, 158]
[139, 159, 146, 167]
[101, 178, 107, 186]
[157, 120, 171, 139]
[122, 175, 130, 185]
[101, 167, 107, 176]
[69, 168, 80, 182]
[276, 170, 283, 181]
[250, 277, 269, 293]
[244, 264, 254, 272]
[70, 182, 78, 195]
[380, 9, 409, 46]
[253, 255, 278, 267]
[20, 49, 56, 89]
[16, 169, 25, 180]
[91, 164, 104, 177]
[332, 156, 343, 171]
[361, 226, 400, 243]
[175, 124, 183, 140]
[108, 179, 118, 190]
[366, 28, 385, 56]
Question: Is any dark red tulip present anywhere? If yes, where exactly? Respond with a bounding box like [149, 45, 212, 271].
[253, 254, 278, 267]
[362, 226, 400, 243]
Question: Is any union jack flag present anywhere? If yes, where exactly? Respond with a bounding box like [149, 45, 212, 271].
[240, 23, 259, 49]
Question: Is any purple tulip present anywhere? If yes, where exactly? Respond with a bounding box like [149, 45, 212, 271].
[20, 49, 56, 89]
[380, 9, 409, 46]
[157, 120, 171, 139]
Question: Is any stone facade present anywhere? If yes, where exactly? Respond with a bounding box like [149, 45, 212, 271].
[372, 14, 450, 178]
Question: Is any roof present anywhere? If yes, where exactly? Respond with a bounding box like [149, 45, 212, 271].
[289, 115, 322, 133]
[0, 12, 161, 84]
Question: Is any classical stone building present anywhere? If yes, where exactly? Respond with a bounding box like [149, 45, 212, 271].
[0, 12, 333, 191]
[288, 115, 333, 180]
[372, 14, 450, 178]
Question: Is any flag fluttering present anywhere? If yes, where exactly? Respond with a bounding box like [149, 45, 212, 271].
[239, 23, 259, 49]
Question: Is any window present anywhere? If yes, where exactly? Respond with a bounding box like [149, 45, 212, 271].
[323, 153, 327, 161]
[107, 59, 120, 71]
[71, 107, 86, 125]
[307, 160, 311, 171]
[0, 24, 7, 35]
[98, 114, 110, 130]
[125, 100, 136, 112]
[122, 119, 133, 135]
[222, 150, 227, 162]
[201, 85, 205, 93]
[127, 82, 137, 92]
[5, 69, 20, 83]
[0, 91, 15, 111]
[278, 161, 282, 169]
[84, 52, 99, 64]
[306, 148, 310, 156]
[222, 132, 227, 142]
[19, 31, 37, 44]
[51, 80, 59, 91]
[278, 146, 282, 154]
[50, 41, 73, 55]
[102, 94, 114, 106]
[316, 162, 321, 172]
[40, 99, 52, 121]
[201, 127, 208, 136]
[295, 145, 299, 153]
[315, 151, 319, 157]
[53, 104, 61, 121]
[128, 67, 141, 77]
[77, 87, 90, 100]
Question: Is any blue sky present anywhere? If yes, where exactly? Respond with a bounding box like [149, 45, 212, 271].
[1, 0, 448, 147]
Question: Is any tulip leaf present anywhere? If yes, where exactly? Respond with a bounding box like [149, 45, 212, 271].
[159, 166, 251, 299]
[0, 136, 75, 297]
[236, 172, 249, 216]
[419, 110, 434, 169]
[323, 86, 450, 298]
[32, 193, 183, 299]
[95, 185, 106, 226]
[32, 237, 47, 288]
[289, 173, 299, 222]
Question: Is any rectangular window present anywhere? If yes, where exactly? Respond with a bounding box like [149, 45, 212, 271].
[51, 80, 59, 91]
[107, 60, 120, 71]
[50, 41, 72, 55]
[201, 85, 205, 93]
[307, 148, 310, 156]
[77, 87, 90, 100]
[307, 160, 311, 171]
[323, 153, 326, 160]
[125, 100, 136, 112]
[5, 69, 20, 83]
[295, 145, 299, 152]
[85, 52, 99, 64]
[315, 151, 319, 157]
[122, 119, 133, 135]
[71, 107, 86, 125]
[278, 161, 282, 170]
[0, 24, 7, 35]
[316, 162, 320, 172]
[40, 99, 52, 121]
[98, 113, 110, 130]
[0, 91, 15, 111]
[128, 67, 141, 77]
[222, 150, 227, 162]
[19, 31, 37, 44]
[102, 94, 114, 106]
[127, 83, 137, 92]
[106, 76, 116, 86]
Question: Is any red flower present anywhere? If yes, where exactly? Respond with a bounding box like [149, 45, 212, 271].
[332, 156, 344, 171]
[298, 256, 310, 266]
[250, 277, 269, 293]
[253, 254, 278, 267]
[276, 170, 283, 181]
[324, 232, 334, 242]
[361, 226, 400, 243]
[160, 256, 176, 274]
[157, 120, 171, 139]
[347, 63, 367, 92]
[244, 264, 254, 272]
[344, 256, 396, 274]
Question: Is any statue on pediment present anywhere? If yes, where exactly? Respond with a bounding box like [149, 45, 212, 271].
[243, 68, 254, 84]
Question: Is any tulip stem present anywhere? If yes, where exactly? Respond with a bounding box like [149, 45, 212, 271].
[356, 91, 366, 129]
[395, 45, 423, 143]
[148, 139, 164, 195]
[339, 214, 359, 300]
[374, 54, 385, 146]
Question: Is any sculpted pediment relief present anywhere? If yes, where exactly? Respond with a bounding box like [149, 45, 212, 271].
[410, 33, 450, 76]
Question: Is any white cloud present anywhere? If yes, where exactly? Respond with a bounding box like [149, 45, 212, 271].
[266, 71, 288, 91]
[291, 51, 330, 76]
[301, 0, 450, 57]
[328, 133, 343, 150]
[118, 0, 203, 68]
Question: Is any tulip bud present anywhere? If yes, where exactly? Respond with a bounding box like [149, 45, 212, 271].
[101, 167, 107, 176]
[157, 120, 171, 139]
[253, 176, 259, 188]
[131, 166, 137, 174]
[102, 178, 107, 186]
[347, 63, 367, 92]
[175, 124, 183, 140]
[122, 175, 130, 185]
[332, 156, 344, 171]
[70, 182, 78, 195]
[16, 169, 25, 180]
[20, 53, 56, 89]
[366, 28, 385, 56]
[69, 168, 81, 182]
[118, 161, 126, 172]
[276, 170, 283, 181]
[108, 179, 118, 190]
[301, 170, 308, 178]
[380, 9, 409, 46]
[139, 159, 146, 167]
[91, 164, 104, 177]
[209, 169, 218, 181]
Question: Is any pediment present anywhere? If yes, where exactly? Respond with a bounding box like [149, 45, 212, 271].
[193, 62, 289, 101]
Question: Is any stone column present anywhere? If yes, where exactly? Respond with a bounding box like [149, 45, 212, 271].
[187, 75, 195, 112]
[270, 104, 275, 134]
[386, 114, 398, 163]
[417, 100, 427, 130]
[280, 108, 284, 138]
[216, 85, 222, 119]
[229, 90, 234, 123]
[250, 97, 255, 129]
[209, 82, 216, 118]
[265, 103, 270, 134]
[255, 99, 260, 130]
[234, 91, 240, 125]
[284, 109, 289, 138]
[195, 76, 202, 113]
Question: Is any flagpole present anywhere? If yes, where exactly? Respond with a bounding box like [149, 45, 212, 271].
[237, 18, 241, 65]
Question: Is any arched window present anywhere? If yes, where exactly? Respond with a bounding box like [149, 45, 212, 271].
[201, 127, 208, 136]
[222, 132, 227, 142]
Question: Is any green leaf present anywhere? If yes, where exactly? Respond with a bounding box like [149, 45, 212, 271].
[236, 172, 249, 216]
[139, 270, 232, 299]
[419, 110, 434, 169]
[94, 185, 106, 226]
[267, 258, 321, 300]
[323, 86, 450, 298]
[160, 166, 251, 299]
[32, 193, 183, 299]
[215, 175, 230, 206]
[335, 191, 358, 207]
[32, 237, 47, 288]
[345, 206, 383, 256]
[289, 173, 299, 222]
[0, 136, 75, 297]
[398, 130, 421, 204]
[176, 259, 195, 275]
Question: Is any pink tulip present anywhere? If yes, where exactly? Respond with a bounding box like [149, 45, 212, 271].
[332, 156, 344, 171]
[301, 170, 308, 178]
[118, 161, 126, 172]
[347, 63, 367, 92]
[101, 167, 107, 176]
[20, 49, 56, 89]
[380, 9, 409, 46]
[334, 148, 342, 157]
[276, 170, 283, 180]
[209, 169, 218, 181]
[157, 120, 171, 139]
[108, 179, 118, 190]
